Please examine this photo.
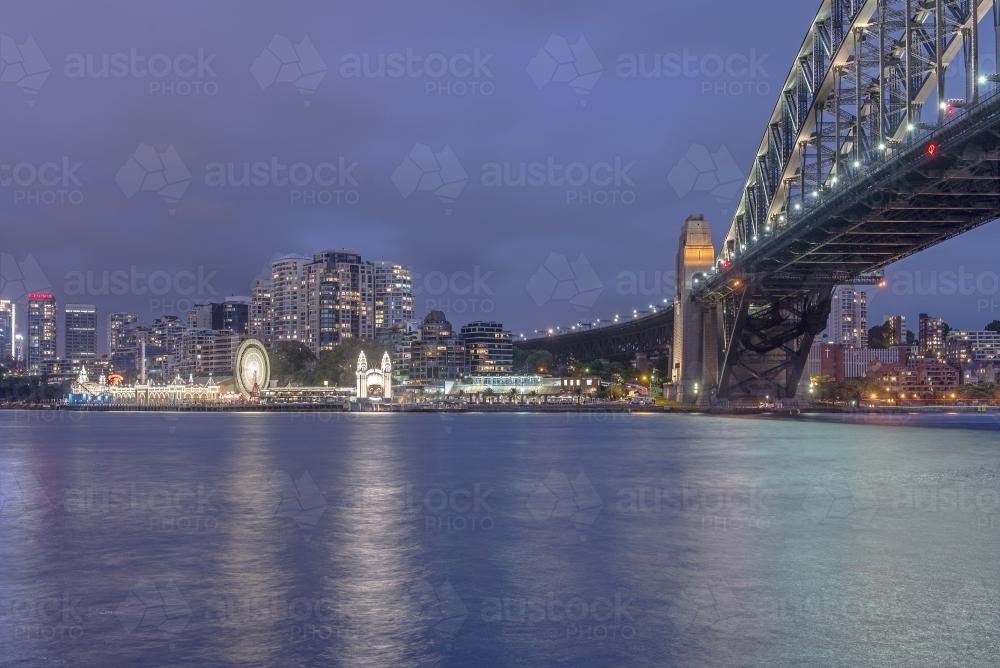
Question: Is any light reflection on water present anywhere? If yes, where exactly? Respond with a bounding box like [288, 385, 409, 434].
[0, 411, 997, 666]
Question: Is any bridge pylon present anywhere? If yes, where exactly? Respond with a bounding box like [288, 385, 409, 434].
[671, 215, 715, 403]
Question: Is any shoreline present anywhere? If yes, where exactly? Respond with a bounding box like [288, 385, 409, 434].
[2, 403, 998, 416]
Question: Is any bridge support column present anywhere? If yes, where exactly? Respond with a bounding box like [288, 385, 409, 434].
[698, 302, 722, 407]
[672, 215, 715, 403]
[714, 287, 833, 402]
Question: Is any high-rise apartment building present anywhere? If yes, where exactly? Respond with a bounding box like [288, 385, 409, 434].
[27, 292, 57, 374]
[408, 311, 466, 382]
[826, 286, 868, 347]
[254, 251, 414, 357]
[64, 304, 98, 361]
[109, 312, 139, 354]
[250, 277, 274, 344]
[918, 313, 946, 359]
[460, 321, 513, 375]
[270, 255, 310, 343]
[374, 262, 414, 334]
[0, 300, 15, 361]
[303, 250, 376, 355]
[884, 315, 907, 346]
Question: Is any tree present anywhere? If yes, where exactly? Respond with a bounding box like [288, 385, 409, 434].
[268, 341, 316, 384]
[867, 324, 891, 349]
[313, 338, 376, 387]
[985, 320, 1000, 334]
[518, 350, 554, 375]
[906, 330, 917, 345]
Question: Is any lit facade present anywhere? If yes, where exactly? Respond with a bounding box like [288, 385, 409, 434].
[250, 276, 274, 344]
[64, 303, 98, 361]
[0, 300, 15, 360]
[304, 251, 376, 355]
[826, 286, 868, 347]
[270, 255, 310, 343]
[918, 313, 946, 359]
[374, 262, 414, 334]
[177, 329, 242, 376]
[109, 312, 139, 354]
[884, 314, 907, 346]
[460, 321, 513, 375]
[408, 311, 466, 382]
[945, 330, 1000, 364]
[27, 292, 57, 374]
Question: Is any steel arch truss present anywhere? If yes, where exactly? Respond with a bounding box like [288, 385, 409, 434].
[724, 0, 997, 261]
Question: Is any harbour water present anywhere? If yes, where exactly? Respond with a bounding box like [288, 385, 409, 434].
[0, 410, 997, 666]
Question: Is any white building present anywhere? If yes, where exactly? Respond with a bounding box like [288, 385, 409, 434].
[270, 255, 310, 343]
[826, 286, 868, 347]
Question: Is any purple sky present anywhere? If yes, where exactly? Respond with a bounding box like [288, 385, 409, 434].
[3, 0, 1000, 351]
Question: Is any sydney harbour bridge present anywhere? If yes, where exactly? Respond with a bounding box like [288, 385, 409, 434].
[517, 0, 1000, 403]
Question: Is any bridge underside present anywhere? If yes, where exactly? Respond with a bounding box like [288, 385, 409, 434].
[515, 310, 673, 364]
[699, 104, 1000, 401]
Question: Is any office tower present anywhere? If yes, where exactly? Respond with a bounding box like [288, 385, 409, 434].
[884, 314, 907, 346]
[374, 262, 414, 334]
[0, 300, 14, 360]
[303, 250, 376, 356]
[918, 313, 946, 359]
[64, 304, 98, 361]
[27, 292, 57, 373]
[270, 255, 309, 343]
[460, 321, 513, 375]
[109, 312, 139, 354]
[826, 286, 868, 347]
[219, 297, 250, 334]
[250, 276, 274, 344]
